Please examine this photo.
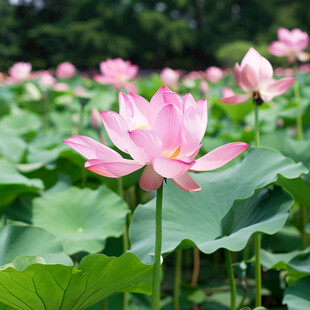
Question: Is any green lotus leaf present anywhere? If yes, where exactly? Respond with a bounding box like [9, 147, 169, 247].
[283, 276, 310, 310]
[130, 147, 306, 263]
[0, 133, 26, 163]
[0, 110, 41, 135]
[0, 222, 72, 266]
[0, 160, 44, 212]
[32, 186, 129, 254]
[0, 252, 153, 310]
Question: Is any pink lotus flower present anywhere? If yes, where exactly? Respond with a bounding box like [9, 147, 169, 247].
[205, 66, 224, 83]
[64, 87, 248, 192]
[8, 62, 32, 81]
[90, 107, 102, 131]
[38, 71, 56, 88]
[219, 48, 295, 105]
[222, 87, 235, 98]
[268, 28, 309, 62]
[56, 62, 76, 79]
[94, 58, 138, 93]
[53, 82, 70, 92]
[160, 68, 180, 87]
[199, 80, 209, 94]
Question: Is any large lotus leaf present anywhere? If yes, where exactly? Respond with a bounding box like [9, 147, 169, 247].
[130, 147, 306, 263]
[0, 133, 26, 163]
[32, 186, 129, 255]
[0, 222, 72, 266]
[283, 276, 310, 310]
[261, 130, 310, 206]
[0, 160, 44, 212]
[0, 110, 41, 135]
[0, 252, 153, 310]
[261, 130, 310, 166]
[26, 144, 68, 164]
[260, 248, 310, 271]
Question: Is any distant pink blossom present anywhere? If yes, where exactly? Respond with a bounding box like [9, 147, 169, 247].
[64, 87, 248, 192]
[38, 71, 56, 88]
[183, 71, 205, 81]
[274, 68, 294, 77]
[220, 48, 295, 105]
[222, 87, 235, 98]
[205, 66, 224, 83]
[90, 107, 102, 131]
[182, 71, 205, 88]
[74, 86, 88, 97]
[53, 83, 70, 92]
[160, 68, 180, 87]
[94, 58, 138, 93]
[56, 62, 76, 79]
[8, 62, 32, 81]
[299, 64, 310, 73]
[268, 28, 309, 62]
[199, 80, 209, 94]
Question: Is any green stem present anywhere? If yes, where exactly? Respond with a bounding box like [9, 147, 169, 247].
[294, 77, 303, 140]
[302, 206, 309, 248]
[255, 234, 262, 307]
[225, 250, 236, 310]
[151, 183, 164, 310]
[43, 94, 49, 131]
[173, 250, 182, 310]
[79, 102, 85, 135]
[191, 248, 200, 288]
[254, 103, 262, 307]
[102, 298, 108, 310]
[118, 177, 129, 310]
[254, 103, 260, 147]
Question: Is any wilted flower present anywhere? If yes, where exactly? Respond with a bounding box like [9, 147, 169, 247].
[220, 48, 295, 105]
[56, 62, 76, 79]
[64, 87, 248, 192]
[160, 68, 180, 87]
[268, 28, 309, 63]
[8, 62, 32, 81]
[94, 58, 138, 93]
[205, 66, 224, 83]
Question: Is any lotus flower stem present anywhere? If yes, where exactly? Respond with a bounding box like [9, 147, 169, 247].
[191, 247, 200, 288]
[254, 101, 262, 307]
[78, 100, 86, 135]
[302, 206, 309, 247]
[173, 250, 182, 310]
[102, 298, 108, 310]
[254, 104, 260, 146]
[255, 234, 262, 306]
[42, 93, 49, 132]
[225, 249, 236, 310]
[118, 176, 129, 310]
[152, 183, 164, 310]
[294, 77, 303, 140]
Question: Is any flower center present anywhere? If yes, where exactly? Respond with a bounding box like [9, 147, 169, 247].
[135, 123, 152, 130]
[170, 146, 181, 159]
[114, 72, 125, 80]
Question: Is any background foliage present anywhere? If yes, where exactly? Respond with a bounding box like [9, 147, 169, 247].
[1, 0, 310, 71]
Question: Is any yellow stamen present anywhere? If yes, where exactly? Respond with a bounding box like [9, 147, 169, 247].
[136, 124, 151, 130]
[170, 146, 181, 159]
[114, 72, 124, 79]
